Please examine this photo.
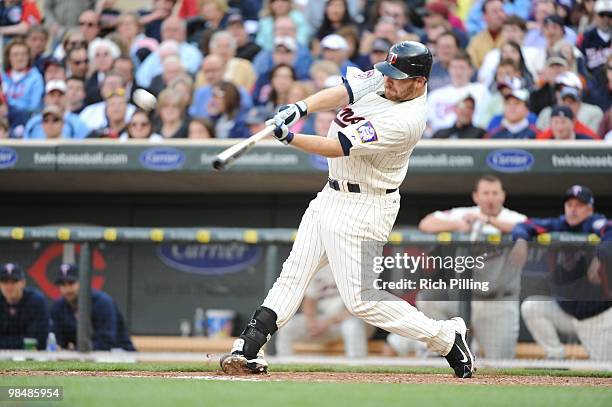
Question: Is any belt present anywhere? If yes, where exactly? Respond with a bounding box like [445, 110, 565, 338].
[328, 178, 397, 194]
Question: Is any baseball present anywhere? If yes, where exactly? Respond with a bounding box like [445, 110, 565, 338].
[133, 88, 157, 111]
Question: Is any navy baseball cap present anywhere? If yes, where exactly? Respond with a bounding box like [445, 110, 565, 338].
[0, 263, 25, 281]
[564, 185, 594, 206]
[55, 263, 79, 284]
[551, 105, 574, 120]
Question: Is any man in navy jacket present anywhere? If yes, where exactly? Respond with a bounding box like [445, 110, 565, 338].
[510, 185, 612, 360]
[0, 263, 49, 350]
[51, 264, 135, 351]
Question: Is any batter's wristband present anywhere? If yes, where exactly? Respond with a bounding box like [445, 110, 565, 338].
[286, 131, 294, 144]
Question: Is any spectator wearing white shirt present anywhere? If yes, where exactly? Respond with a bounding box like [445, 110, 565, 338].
[427, 51, 491, 135]
[79, 71, 136, 131]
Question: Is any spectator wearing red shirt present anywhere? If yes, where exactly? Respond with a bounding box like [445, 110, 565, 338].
[537, 106, 600, 140]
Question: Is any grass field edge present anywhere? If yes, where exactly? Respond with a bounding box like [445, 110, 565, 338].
[1, 361, 611, 378]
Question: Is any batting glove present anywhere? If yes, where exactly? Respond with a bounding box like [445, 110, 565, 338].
[275, 101, 307, 127]
[266, 118, 294, 145]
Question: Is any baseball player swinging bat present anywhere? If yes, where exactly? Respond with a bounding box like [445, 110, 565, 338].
[212, 125, 275, 170]
[219, 41, 475, 379]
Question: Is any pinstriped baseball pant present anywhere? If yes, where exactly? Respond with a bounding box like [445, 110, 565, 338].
[262, 186, 456, 355]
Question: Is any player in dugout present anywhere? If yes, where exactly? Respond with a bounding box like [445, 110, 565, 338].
[510, 185, 612, 361]
[51, 263, 135, 351]
[0, 262, 49, 350]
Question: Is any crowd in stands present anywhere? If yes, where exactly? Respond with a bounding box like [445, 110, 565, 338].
[0, 0, 609, 141]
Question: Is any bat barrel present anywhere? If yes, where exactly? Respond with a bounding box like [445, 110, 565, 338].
[212, 126, 275, 171]
[212, 158, 225, 170]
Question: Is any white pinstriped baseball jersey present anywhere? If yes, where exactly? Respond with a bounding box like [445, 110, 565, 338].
[327, 89, 428, 190]
[260, 82, 459, 357]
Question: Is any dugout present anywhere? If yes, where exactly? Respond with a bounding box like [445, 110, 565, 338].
[0, 139, 610, 339]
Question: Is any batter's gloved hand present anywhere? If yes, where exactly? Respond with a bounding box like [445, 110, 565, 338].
[266, 117, 294, 145]
[274, 101, 307, 127]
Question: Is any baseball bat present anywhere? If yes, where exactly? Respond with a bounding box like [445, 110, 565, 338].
[212, 125, 275, 170]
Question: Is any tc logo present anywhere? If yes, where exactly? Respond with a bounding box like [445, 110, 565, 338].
[388, 52, 398, 64]
[28, 243, 106, 300]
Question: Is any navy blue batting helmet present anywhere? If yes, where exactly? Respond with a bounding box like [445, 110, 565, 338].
[374, 41, 433, 80]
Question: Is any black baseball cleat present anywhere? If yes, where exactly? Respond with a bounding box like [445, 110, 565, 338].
[444, 317, 475, 378]
[220, 339, 268, 375]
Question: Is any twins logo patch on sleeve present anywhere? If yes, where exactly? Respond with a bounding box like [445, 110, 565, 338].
[355, 121, 378, 143]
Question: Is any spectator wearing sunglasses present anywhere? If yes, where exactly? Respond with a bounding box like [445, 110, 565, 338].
[43, 0, 97, 40]
[85, 38, 121, 105]
[66, 46, 89, 80]
[50, 28, 88, 61]
[23, 80, 89, 139]
[40, 105, 65, 139]
[120, 109, 162, 141]
[77, 9, 101, 43]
